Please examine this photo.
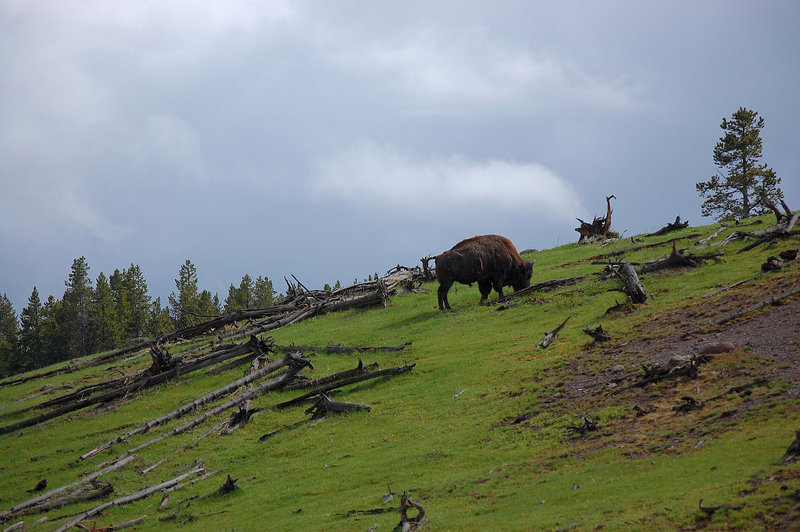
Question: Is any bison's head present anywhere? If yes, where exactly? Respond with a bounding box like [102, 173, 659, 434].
[511, 260, 534, 291]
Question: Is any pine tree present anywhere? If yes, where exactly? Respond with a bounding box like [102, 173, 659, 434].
[169, 260, 200, 329]
[147, 297, 173, 338]
[90, 273, 118, 352]
[109, 269, 129, 345]
[0, 294, 19, 377]
[63, 257, 92, 359]
[253, 276, 275, 307]
[40, 296, 68, 365]
[696, 107, 783, 220]
[18, 287, 44, 371]
[123, 264, 150, 339]
[224, 275, 255, 312]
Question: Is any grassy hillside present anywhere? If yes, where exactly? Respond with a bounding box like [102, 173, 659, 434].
[1, 216, 798, 531]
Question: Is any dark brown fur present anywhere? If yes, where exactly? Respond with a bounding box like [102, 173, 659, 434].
[435, 234, 533, 310]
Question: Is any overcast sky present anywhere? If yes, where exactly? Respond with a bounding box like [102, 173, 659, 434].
[1, 1, 798, 312]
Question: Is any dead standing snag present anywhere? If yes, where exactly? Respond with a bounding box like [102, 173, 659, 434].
[575, 195, 615, 242]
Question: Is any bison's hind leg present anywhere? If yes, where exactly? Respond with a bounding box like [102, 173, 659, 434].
[438, 280, 454, 310]
[478, 280, 493, 304]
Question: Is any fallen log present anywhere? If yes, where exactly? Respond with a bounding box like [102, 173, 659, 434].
[276, 363, 415, 410]
[494, 276, 588, 304]
[282, 359, 380, 391]
[0, 455, 137, 522]
[534, 317, 570, 350]
[683, 286, 800, 338]
[276, 342, 411, 355]
[81, 354, 312, 462]
[637, 243, 722, 274]
[566, 233, 703, 266]
[304, 394, 371, 418]
[53, 464, 205, 532]
[14, 481, 113, 516]
[609, 263, 647, 303]
[647, 216, 689, 237]
[627, 356, 706, 388]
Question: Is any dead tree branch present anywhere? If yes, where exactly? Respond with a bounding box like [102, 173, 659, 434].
[534, 317, 571, 350]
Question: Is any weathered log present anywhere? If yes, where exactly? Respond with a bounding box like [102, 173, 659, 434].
[53, 464, 205, 532]
[628, 356, 705, 388]
[567, 233, 702, 265]
[0, 455, 136, 522]
[637, 243, 722, 274]
[304, 394, 371, 418]
[81, 354, 312, 462]
[16, 481, 113, 516]
[610, 263, 647, 303]
[698, 498, 742, 515]
[277, 342, 411, 355]
[534, 317, 571, 350]
[647, 216, 689, 237]
[276, 363, 415, 410]
[494, 276, 588, 304]
[282, 359, 380, 391]
[683, 286, 800, 338]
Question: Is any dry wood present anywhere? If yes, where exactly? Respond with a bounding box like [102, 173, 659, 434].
[576, 195, 615, 242]
[0, 455, 137, 521]
[695, 224, 729, 246]
[566, 416, 598, 436]
[647, 216, 689, 237]
[683, 286, 800, 338]
[566, 233, 702, 265]
[215, 474, 238, 495]
[702, 276, 759, 299]
[90, 361, 309, 467]
[637, 243, 722, 274]
[534, 317, 570, 350]
[304, 394, 371, 418]
[276, 363, 415, 410]
[276, 342, 411, 355]
[16, 481, 113, 516]
[610, 263, 647, 303]
[494, 276, 588, 304]
[698, 498, 742, 515]
[53, 464, 205, 532]
[282, 359, 380, 391]
[398, 492, 426, 532]
[783, 430, 800, 462]
[583, 325, 611, 342]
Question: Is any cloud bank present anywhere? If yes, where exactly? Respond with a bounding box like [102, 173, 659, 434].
[315, 142, 584, 221]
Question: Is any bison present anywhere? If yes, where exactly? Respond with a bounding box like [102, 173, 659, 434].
[435, 234, 533, 310]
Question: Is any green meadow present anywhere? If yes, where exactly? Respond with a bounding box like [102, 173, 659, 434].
[1, 216, 798, 531]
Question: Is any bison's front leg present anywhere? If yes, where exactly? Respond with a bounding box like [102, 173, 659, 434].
[437, 280, 454, 310]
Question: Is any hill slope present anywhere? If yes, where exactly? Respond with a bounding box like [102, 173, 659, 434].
[1, 216, 799, 531]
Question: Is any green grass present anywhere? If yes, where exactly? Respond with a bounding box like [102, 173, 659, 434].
[0, 215, 798, 530]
